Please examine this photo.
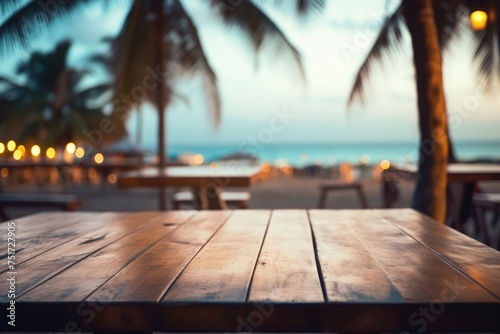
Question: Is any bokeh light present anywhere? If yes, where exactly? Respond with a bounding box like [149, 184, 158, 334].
[107, 173, 117, 184]
[94, 153, 104, 164]
[193, 154, 204, 165]
[66, 142, 76, 154]
[75, 147, 85, 159]
[380, 160, 391, 170]
[13, 149, 22, 160]
[470, 10, 488, 31]
[31, 145, 41, 157]
[46, 147, 56, 159]
[360, 154, 371, 165]
[7, 140, 16, 151]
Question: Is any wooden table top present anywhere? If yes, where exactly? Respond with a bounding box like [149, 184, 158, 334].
[117, 165, 263, 188]
[385, 163, 500, 182]
[1, 209, 498, 333]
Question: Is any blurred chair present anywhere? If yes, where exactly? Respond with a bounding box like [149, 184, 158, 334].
[318, 163, 369, 209]
[473, 193, 500, 247]
[318, 181, 369, 209]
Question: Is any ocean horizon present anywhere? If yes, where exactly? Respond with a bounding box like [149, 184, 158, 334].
[163, 141, 500, 167]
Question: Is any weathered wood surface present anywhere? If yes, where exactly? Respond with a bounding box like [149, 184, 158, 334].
[1, 209, 499, 333]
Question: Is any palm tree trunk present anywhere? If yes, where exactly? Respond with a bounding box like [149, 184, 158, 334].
[155, 0, 167, 210]
[136, 107, 142, 147]
[403, 0, 449, 223]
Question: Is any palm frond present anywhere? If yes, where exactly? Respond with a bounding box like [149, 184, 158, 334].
[210, 0, 306, 82]
[432, 0, 467, 51]
[348, 4, 405, 106]
[471, 22, 495, 90]
[109, 0, 162, 119]
[0, 75, 38, 97]
[0, 0, 99, 56]
[170, 0, 221, 127]
[254, 0, 326, 18]
[72, 84, 112, 109]
[294, 0, 326, 17]
[0, 1, 23, 17]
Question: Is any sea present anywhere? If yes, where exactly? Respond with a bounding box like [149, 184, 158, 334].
[167, 141, 500, 167]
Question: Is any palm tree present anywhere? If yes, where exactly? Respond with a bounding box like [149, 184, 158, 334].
[346, 0, 495, 223]
[0, 0, 324, 209]
[0, 40, 116, 150]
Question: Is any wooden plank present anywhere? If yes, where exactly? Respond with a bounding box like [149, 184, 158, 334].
[158, 210, 270, 332]
[242, 210, 324, 333]
[0, 211, 162, 302]
[1, 212, 89, 240]
[84, 211, 231, 332]
[87, 210, 232, 303]
[336, 210, 497, 303]
[249, 210, 323, 302]
[308, 210, 405, 303]
[164, 210, 270, 302]
[379, 208, 500, 299]
[312, 209, 500, 333]
[1, 212, 105, 269]
[20, 211, 193, 302]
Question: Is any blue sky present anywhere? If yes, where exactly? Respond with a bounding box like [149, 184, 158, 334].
[2, 0, 500, 150]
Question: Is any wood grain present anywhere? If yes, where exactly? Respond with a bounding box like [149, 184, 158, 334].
[1, 212, 104, 269]
[1, 209, 499, 333]
[249, 210, 324, 303]
[87, 210, 232, 303]
[0, 212, 162, 302]
[20, 211, 192, 302]
[164, 210, 270, 302]
[336, 209, 497, 303]
[309, 209, 405, 303]
[379, 208, 500, 299]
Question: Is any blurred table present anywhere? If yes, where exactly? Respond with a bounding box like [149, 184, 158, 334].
[383, 163, 500, 231]
[117, 165, 263, 210]
[1, 209, 498, 333]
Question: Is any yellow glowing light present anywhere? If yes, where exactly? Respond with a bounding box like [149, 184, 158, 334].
[0, 143, 4, 154]
[46, 147, 56, 159]
[107, 173, 117, 184]
[380, 160, 391, 170]
[75, 147, 85, 159]
[65, 142, 76, 154]
[470, 10, 488, 31]
[193, 154, 204, 165]
[13, 149, 22, 160]
[360, 154, 371, 165]
[94, 153, 104, 164]
[17, 145, 26, 154]
[31, 145, 41, 157]
[7, 140, 16, 151]
[1, 168, 8, 177]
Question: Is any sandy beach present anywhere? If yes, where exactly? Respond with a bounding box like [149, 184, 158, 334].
[3, 175, 499, 250]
